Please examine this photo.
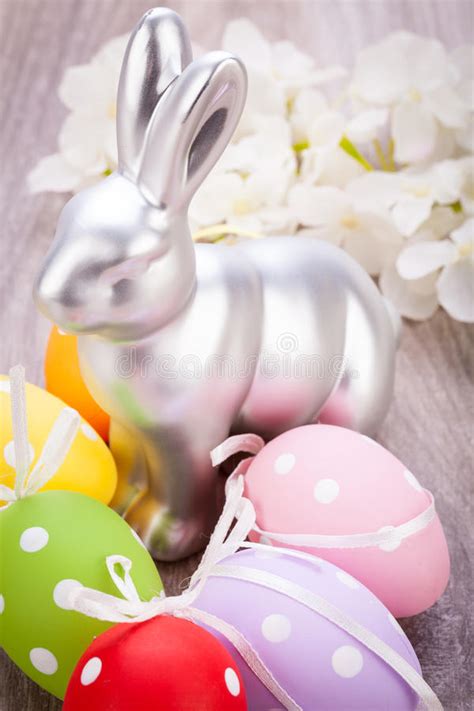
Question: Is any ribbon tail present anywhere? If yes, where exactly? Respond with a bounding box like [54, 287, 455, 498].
[9, 366, 31, 498]
[0, 485, 17, 503]
[182, 607, 302, 711]
[24, 406, 80, 496]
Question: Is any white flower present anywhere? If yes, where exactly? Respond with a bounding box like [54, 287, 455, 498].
[222, 19, 345, 136]
[288, 184, 402, 274]
[347, 160, 465, 236]
[28, 35, 127, 194]
[289, 88, 366, 188]
[345, 108, 389, 144]
[223, 18, 345, 96]
[396, 218, 474, 322]
[190, 170, 296, 236]
[381, 217, 474, 321]
[351, 32, 469, 165]
[191, 116, 297, 235]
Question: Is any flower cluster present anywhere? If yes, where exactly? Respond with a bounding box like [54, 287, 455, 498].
[28, 21, 473, 322]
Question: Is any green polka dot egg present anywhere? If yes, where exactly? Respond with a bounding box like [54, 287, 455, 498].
[0, 490, 163, 698]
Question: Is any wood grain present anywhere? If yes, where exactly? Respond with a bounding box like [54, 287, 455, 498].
[0, 1, 473, 709]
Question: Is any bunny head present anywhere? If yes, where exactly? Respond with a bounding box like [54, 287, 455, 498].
[34, 8, 247, 340]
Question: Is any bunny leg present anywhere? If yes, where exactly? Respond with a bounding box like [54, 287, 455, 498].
[122, 424, 227, 561]
[108, 419, 150, 516]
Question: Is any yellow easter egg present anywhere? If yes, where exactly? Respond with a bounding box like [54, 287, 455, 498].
[0, 375, 117, 505]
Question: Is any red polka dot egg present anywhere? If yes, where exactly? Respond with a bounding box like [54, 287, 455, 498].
[243, 424, 450, 617]
[63, 615, 247, 711]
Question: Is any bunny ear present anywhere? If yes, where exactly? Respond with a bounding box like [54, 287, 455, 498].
[137, 51, 247, 210]
[116, 8, 192, 181]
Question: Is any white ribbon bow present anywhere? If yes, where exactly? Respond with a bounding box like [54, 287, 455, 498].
[69, 473, 443, 711]
[211, 433, 437, 551]
[0, 365, 80, 503]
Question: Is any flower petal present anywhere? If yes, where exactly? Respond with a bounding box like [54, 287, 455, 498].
[290, 88, 328, 143]
[346, 109, 389, 143]
[222, 19, 272, 72]
[351, 32, 451, 105]
[351, 32, 412, 104]
[190, 173, 243, 226]
[392, 196, 434, 237]
[272, 40, 315, 79]
[314, 146, 365, 188]
[59, 113, 109, 173]
[397, 240, 456, 279]
[424, 84, 469, 128]
[392, 100, 438, 164]
[344, 231, 399, 276]
[451, 218, 474, 247]
[58, 63, 115, 113]
[308, 111, 345, 148]
[437, 260, 474, 322]
[287, 184, 350, 227]
[347, 171, 402, 208]
[27, 153, 82, 194]
[380, 264, 439, 320]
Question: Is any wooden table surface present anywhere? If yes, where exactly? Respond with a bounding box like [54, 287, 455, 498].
[1, 1, 473, 709]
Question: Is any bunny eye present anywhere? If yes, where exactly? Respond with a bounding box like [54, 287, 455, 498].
[99, 257, 152, 288]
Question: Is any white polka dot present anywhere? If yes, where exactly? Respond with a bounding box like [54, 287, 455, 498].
[331, 645, 364, 678]
[0, 594, 4, 614]
[58, 329, 67, 336]
[4, 441, 35, 469]
[20, 527, 49, 553]
[0, 381, 11, 393]
[404, 469, 422, 492]
[388, 612, 404, 635]
[224, 667, 240, 696]
[53, 579, 83, 610]
[131, 528, 147, 549]
[377, 525, 401, 552]
[81, 657, 102, 686]
[336, 570, 360, 589]
[313, 478, 340, 504]
[81, 423, 98, 441]
[261, 614, 292, 643]
[274, 453, 296, 475]
[30, 648, 58, 675]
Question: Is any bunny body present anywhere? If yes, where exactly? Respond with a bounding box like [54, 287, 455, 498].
[34, 9, 396, 560]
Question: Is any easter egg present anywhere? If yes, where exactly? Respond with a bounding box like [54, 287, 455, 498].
[0, 375, 116, 504]
[45, 326, 110, 441]
[243, 425, 450, 617]
[0, 490, 162, 698]
[194, 548, 425, 710]
[63, 616, 247, 711]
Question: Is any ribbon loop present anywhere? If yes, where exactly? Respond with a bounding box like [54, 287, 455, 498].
[1, 365, 80, 503]
[210, 433, 265, 468]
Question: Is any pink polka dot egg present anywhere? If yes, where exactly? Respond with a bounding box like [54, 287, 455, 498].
[243, 424, 450, 617]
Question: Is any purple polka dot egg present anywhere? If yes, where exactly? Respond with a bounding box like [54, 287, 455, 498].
[194, 548, 425, 710]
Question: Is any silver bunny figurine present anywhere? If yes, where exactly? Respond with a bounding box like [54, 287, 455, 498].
[34, 8, 397, 561]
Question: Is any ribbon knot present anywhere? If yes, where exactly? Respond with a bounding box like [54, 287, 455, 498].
[70, 474, 256, 623]
[0, 365, 80, 504]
